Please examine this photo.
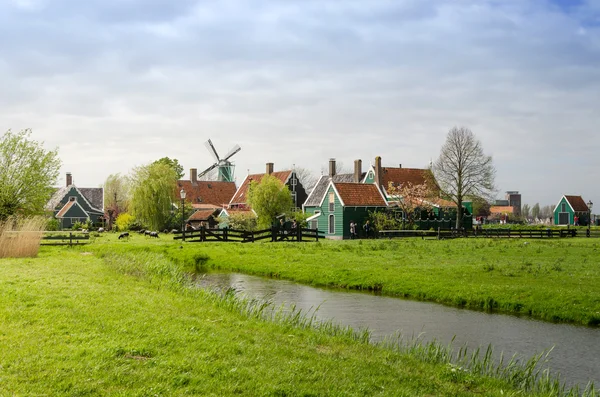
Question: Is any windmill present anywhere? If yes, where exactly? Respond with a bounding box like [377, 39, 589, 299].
[197, 139, 242, 182]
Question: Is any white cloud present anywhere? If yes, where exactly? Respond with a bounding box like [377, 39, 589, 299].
[1, 0, 599, 205]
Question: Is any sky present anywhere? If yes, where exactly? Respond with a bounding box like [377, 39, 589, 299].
[1, 0, 599, 207]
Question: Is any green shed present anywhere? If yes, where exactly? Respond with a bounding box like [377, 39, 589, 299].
[553, 195, 591, 226]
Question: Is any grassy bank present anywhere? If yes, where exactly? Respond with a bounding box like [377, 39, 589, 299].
[90, 233, 600, 326]
[1, 245, 577, 396]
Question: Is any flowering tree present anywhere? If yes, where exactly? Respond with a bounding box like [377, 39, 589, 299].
[386, 181, 434, 230]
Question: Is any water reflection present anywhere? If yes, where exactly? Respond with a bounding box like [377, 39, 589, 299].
[196, 272, 600, 389]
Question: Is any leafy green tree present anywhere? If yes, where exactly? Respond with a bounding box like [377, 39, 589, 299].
[0, 129, 61, 220]
[218, 211, 257, 231]
[247, 175, 293, 229]
[129, 162, 178, 231]
[103, 173, 130, 214]
[153, 157, 184, 179]
[115, 213, 135, 231]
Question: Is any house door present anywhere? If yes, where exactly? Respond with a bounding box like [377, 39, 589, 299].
[558, 212, 569, 225]
[328, 215, 335, 234]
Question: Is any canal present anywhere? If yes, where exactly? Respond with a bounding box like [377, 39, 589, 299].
[196, 272, 600, 390]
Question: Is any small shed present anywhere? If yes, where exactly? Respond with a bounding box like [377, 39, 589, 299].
[553, 195, 590, 226]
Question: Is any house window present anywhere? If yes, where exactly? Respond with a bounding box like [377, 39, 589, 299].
[328, 214, 335, 234]
[310, 220, 318, 230]
[329, 192, 335, 212]
[291, 176, 297, 187]
[69, 196, 76, 202]
[561, 203, 566, 212]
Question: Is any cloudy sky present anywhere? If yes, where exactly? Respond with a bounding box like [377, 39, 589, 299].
[2, 0, 599, 206]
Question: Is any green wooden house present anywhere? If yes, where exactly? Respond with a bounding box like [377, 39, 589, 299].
[553, 195, 591, 226]
[304, 179, 387, 239]
[45, 173, 104, 229]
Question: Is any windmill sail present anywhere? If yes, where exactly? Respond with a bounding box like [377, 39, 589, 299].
[200, 139, 242, 182]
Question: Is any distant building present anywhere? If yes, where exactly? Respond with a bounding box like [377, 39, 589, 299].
[553, 195, 591, 226]
[491, 191, 521, 220]
[46, 173, 104, 229]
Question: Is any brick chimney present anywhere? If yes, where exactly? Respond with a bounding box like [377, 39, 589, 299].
[354, 159, 362, 183]
[329, 158, 336, 178]
[266, 162, 274, 175]
[190, 168, 197, 185]
[374, 156, 383, 188]
[66, 172, 72, 187]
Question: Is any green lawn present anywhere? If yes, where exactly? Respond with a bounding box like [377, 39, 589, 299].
[135, 236, 599, 326]
[0, 237, 589, 396]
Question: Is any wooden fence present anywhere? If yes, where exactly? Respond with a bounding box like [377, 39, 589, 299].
[173, 227, 324, 243]
[380, 227, 600, 239]
[41, 231, 90, 246]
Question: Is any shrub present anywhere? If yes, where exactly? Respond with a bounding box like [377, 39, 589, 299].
[46, 218, 60, 231]
[115, 213, 135, 231]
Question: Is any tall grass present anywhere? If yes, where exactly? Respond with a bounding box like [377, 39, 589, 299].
[0, 216, 46, 258]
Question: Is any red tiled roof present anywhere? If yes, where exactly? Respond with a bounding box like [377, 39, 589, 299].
[230, 171, 292, 205]
[381, 167, 428, 187]
[334, 183, 387, 206]
[188, 209, 218, 221]
[177, 180, 236, 208]
[192, 203, 222, 210]
[490, 206, 514, 215]
[565, 195, 589, 212]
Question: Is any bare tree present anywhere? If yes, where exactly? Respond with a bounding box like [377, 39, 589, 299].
[292, 167, 318, 195]
[432, 127, 496, 229]
[103, 173, 130, 230]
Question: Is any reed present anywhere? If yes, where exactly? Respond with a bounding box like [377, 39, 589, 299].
[0, 216, 46, 258]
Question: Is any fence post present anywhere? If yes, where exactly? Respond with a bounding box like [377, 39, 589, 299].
[223, 228, 228, 242]
[271, 226, 277, 242]
[437, 227, 440, 240]
[315, 228, 319, 242]
[200, 226, 206, 242]
[69, 232, 73, 247]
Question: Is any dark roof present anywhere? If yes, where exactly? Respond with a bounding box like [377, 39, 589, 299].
[178, 180, 236, 208]
[334, 183, 387, 206]
[304, 173, 365, 207]
[45, 186, 103, 213]
[79, 188, 104, 211]
[230, 171, 292, 205]
[565, 195, 589, 212]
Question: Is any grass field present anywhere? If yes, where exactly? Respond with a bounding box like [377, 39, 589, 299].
[93, 234, 600, 326]
[1, 234, 598, 395]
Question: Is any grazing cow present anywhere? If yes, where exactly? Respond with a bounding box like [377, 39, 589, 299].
[118, 232, 130, 240]
[98, 227, 105, 233]
[144, 230, 152, 236]
[149, 231, 159, 238]
[139, 229, 146, 234]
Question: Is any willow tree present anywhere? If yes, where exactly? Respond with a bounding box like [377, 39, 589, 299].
[247, 175, 293, 229]
[129, 162, 178, 230]
[0, 129, 61, 220]
[432, 127, 495, 229]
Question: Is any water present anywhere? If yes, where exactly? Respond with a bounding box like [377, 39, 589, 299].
[196, 272, 600, 389]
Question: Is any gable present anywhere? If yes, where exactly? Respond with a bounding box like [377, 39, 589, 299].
[333, 183, 387, 207]
[230, 170, 292, 205]
[47, 186, 103, 214]
[56, 200, 89, 219]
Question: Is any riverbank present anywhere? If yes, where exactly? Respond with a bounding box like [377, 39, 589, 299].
[1, 245, 573, 396]
[146, 235, 600, 326]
